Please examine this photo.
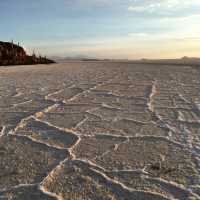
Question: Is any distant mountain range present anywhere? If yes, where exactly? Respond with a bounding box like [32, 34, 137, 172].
[0, 41, 55, 66]
[131, 57, 200, 66]
[51, 55, 200, 66]
[50, 55, 103, 62]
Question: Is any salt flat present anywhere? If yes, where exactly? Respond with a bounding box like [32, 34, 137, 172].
[0, 62, 200, 200]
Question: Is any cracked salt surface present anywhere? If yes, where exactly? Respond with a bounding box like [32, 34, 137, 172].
[0, 62, 200, 199]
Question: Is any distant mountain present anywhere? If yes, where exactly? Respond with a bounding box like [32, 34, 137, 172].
[0, 41, 55, 66]
[130, 57, 200, 66]
[51, 55, 100, 62]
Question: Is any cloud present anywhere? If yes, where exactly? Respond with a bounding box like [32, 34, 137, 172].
[128, 32, 149, 38]
[65, 0, 125, 8]
[128, 28, 200, 42]
[128, 0, 200, 16]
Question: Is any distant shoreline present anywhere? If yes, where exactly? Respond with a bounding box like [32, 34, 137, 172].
[54, 57, 200, 68]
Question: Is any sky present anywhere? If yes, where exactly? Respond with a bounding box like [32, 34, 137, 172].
[0, 0, 200, 59]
